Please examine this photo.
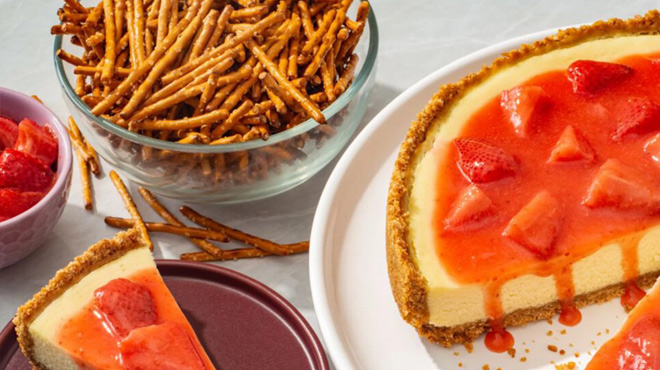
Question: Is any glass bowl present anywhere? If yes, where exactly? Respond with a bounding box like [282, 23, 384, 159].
[53, 8, 378, 203]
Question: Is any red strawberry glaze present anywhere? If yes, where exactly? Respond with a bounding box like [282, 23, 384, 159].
[56, 268, 215, 370]
[433, 53, 660, 351]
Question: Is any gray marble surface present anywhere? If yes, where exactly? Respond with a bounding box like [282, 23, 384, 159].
[1, 1, 660, 368]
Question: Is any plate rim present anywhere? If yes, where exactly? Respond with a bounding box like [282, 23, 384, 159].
[309, 27, 564, 370]
[0, 259, 329, 370]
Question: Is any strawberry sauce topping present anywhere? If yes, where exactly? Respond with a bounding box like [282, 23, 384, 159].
[435, 54, 660, 350]
[57, 269, 214, 370]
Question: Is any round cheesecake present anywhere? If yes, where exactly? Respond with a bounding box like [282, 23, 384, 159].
[387, 10, 660, 351]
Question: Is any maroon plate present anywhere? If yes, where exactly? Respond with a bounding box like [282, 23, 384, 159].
[0, 260, 329, 370]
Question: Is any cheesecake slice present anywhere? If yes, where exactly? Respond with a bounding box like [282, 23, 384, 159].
[13, 229, 216, 370]
[386, 10, 660, 352]
[585, 277, 660, 369]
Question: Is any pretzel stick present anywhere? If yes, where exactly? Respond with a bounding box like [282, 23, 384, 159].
[56, 49, 86, 66]
[91, 0, 200, 116]
[109, 170, 153, 250]
[102, 0, 117, 83]
[211, 99, 253, 138]
[74, 65, 133, 77]
[334, 53, 358, 96]
[86, 1, 104, 26]
[246, 39, 325, 123]
[180, 206, 306, 255]
[168, 0, 178, 33]
[186, 9, 219, 61]
[297, 1, 314, 40]
[68, 116, 101, 176]
[75, 150, 93, 210]
[309, 1, 327, 16]
[304, 0, 348, 77]
[229, 5, 268, 20]
[205, 82, 237, 111]
[321, 51, 336, 102]
[64, 0, 89, 14]
[181, 247, 306, 262]
[137, 108, 229, 130]
[31, 95, 43, 104]
[119, 0, 213, 118]
[145, 27, 154, 55]
[161, 10, 284, 84]
[106, 217, 231, 242]
[204, 5, 232, 50]
[195, 71, 219, 116]
[298, 9, 335, 65]
[131, 83, 208, 121]
[155, 0, 170, 46]
[210, 133, 242, 145]
[134, 0, 147, 63]
[115, 0, 126, 44]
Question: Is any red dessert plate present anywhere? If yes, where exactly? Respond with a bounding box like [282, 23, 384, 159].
[0, 260, 329, 370]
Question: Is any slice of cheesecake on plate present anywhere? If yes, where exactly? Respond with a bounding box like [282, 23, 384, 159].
[13, 229, 216, 370]
[386, 10, 660, 352]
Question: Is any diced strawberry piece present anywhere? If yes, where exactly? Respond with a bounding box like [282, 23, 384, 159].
[0, 149, 54, 192]
[500, 86, 550, 137]
[612, 97, 660, 141]
[617, 318, 660, 370]
[645, 133, 660, 164]
[0, 189, 44, 220]
[0, 116, 18, 150]
[120, 322, 207, 370]
[445, 184, 496, 230]
[13, 119, 58, 166]
[567, 60, 633, 96]
[583, 159, 660, 212]
[503, 191, 562, 258]
[548, 125, 596, 163]
[94, 278, 158, 338]
[454, 138, 517, 183]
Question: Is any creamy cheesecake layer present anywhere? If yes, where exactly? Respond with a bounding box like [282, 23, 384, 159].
[29, 247, 155, 369]
[409, 35, 660, 327]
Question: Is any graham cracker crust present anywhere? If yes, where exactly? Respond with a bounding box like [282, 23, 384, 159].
[385, 10, 660, 347]
[12, 229, 144, 370]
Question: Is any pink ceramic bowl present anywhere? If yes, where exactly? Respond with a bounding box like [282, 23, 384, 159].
[0, 87, 73, 269]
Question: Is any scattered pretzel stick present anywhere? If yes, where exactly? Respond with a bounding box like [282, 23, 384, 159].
[76, 150, 93, 210]
[180, 206, 305, 255]
[105, 217, 231, 242]
[31, 95, 43, 104]
[109, 170, 153, 250]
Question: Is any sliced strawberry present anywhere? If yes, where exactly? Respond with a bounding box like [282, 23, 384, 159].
[454, 138, 517, 183]
[94, 278, 158, 338]
[0, 189, 44, 220]
[0, 149, 54, 192]
[503, 191, 562, 258]
[566, 60, 633, 96]
[500, 86, 550, 137]
[612, 97, 660, 141]
[617, 317, 660, 370]
[14, 119, 58, 166]
[0, 116, 18, 150]
[120, 322, 207, 370]
[645, 133, 660, 164]
[583, 159, 660, 212]
[445, 184, 496, 230]
[548, 125, 596, 163]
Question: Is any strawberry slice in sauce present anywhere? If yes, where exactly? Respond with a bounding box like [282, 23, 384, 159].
[567, 60, 633, 96]
[548, 125, 596, 163]
[94, 278, 158, 338]
[0, 116, 18, 150]
[584, 159, 660, 212]
[612, 97, 660, 141]
[0, 189, 44, 220]
[617, 318, 660, 370]
[0, 149, 54, 192]
[445, 184, 496, 230]
[503, 191, 562, 259]
[120, 322, 207, 370]
[454, 138, 517, 183]
[500, 86, 550, 137]
[13, 119, 58, 166]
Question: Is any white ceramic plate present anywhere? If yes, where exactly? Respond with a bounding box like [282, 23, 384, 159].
[310, 28, 633, 370]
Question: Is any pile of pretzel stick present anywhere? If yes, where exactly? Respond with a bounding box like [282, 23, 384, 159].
[105, 175, 309, 261]
[54, 0, 370, 145]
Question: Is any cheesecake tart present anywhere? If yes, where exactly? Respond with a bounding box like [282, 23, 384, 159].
[13, 229, 216, 370]
[386, 10, 660, 352]
[586, 277, 660, 369]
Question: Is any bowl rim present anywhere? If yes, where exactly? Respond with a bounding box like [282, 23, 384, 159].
[53, 9, 379, 154]
[0, 87, 73, 227]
